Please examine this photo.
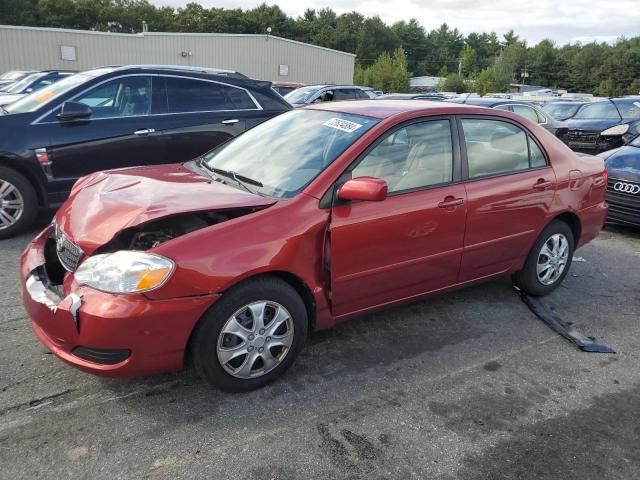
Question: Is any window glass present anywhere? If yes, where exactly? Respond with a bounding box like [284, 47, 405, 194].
[355, 89, 370, 99]
[511, 105, 540, 124]
[614, 101, 640, 121]
[334, 89, 356, 100]
[76, 76, 152, 118]
[284, 85, 321, 105]
[529, 138, 547, 167]
[542, 102, 583, 120]
[166, 77, 255, 112]
[352, 120, 453, 193]
[203, 109, 378, 198]
[574, 102, 621, 120]
[31, 78, 54, 91]
[462, 119, 530, 178]
[316, 90, 335, 102]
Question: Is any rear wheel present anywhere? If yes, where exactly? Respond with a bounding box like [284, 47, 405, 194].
[513, 220, 574, 296]
[192, 277, 307, 392]
[0, 166, 38, 239]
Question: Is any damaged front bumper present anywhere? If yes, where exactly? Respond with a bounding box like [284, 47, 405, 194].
[21, 226, 219, 377]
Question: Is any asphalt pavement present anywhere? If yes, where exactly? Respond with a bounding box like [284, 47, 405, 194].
[1, 216, 639, 480]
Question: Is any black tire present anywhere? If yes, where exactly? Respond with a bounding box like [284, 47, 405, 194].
[513, 220, 575, 297]
[192, 276, 308, 392]
[0, 166, 39, 240]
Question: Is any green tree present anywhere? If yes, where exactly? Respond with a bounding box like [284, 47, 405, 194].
[391, 18, 426, 75]
[439, 74, 469, 93]
[355, 48, 410, 93]
[460, 44, 478, 76]
[355, 16, 400, 67]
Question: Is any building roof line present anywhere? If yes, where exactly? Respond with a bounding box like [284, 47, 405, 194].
[0, 24, 356, 57]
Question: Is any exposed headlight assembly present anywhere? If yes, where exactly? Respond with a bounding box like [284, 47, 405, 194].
[600, 124, 629, 136]
[74, 251, 175, 294]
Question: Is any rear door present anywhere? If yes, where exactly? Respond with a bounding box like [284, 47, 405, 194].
[329, 118, 467, 317]
[160, 76, 268, 162]
[44, 75, 165, 187]
[457, 116, 557, 282]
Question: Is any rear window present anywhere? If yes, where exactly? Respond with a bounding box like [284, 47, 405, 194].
[166, 77, 256, 113]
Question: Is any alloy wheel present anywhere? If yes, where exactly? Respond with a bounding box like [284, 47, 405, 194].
[0, 179, 24, 231]
[217, 300, 294, 379]
[536, 233, 569, 286]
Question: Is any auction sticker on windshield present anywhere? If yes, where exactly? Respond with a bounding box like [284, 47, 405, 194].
[323, 117, 363, 133]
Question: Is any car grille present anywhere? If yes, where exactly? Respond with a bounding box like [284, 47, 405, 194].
[54, 225, 84, 272]
[605, 178, 640, 226]
[568, 130, 598, 143]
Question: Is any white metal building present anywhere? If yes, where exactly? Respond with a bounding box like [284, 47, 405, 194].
[0, 25, 355, 84]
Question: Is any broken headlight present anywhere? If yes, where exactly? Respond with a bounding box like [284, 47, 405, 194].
[74, 251, 174, 294]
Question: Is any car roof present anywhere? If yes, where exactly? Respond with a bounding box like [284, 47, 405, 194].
[91, 64, 249, 79]
[303, 84, 367, 89]
[306, 99, 501, 120]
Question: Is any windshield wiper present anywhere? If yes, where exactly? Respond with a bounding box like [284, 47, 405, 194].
[210, 167, 263, 194]
[199, 160, 263, 194]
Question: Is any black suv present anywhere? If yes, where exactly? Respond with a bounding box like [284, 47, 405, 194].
[0, 65, 291, 238]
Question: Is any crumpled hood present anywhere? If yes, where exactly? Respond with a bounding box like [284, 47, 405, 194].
[55, 163, 276, 252]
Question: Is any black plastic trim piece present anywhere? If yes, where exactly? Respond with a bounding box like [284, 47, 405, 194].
[516, 287, 615, 353]
[72, 347, 131, 365]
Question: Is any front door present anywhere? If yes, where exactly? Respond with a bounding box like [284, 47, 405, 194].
[44, 75, 165, 190]
[329, 118, 467, 317]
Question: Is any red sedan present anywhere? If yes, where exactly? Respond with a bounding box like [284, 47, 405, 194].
[21, 101, 608, 391]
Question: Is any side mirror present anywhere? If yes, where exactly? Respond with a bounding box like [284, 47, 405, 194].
[57, 101, 92, 121]
[337, 177, 388, 202]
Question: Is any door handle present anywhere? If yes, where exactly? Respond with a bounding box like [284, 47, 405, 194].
[533, 179, 553, 190]
[438, 196, 465, 208]
[221, 119, 239, 125]
[133, 128, 155, 135]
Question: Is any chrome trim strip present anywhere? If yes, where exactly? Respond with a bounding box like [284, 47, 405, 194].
[31, 73, 262, 125]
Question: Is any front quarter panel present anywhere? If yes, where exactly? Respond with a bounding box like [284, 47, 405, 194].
[147, 194, 329, 301]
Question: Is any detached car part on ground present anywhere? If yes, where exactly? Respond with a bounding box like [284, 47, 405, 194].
[21, 101, 608, 392]
[599, 137, 640, 227]
[566, 98, 640, 153]
[0, 65, 291, 239]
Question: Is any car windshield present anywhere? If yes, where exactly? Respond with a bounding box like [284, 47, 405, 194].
[0, 70, 27, 81]
[4, 73, 92, 114]
[573, 102, 621, 120]
[203, 109, 379, 198]
[543, 103, 583, 120]
[284, 86, 321, 104]
[2, 73, 42, 93]
[614, 100, 640, 121]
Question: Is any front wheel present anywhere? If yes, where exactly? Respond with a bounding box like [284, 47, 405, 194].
[192, 277, 308, 392]
[513, 220, 574, 296]
[0, 166, 38, 239]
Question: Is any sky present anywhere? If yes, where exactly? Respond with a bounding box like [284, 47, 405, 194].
[152, 0, 640, 45]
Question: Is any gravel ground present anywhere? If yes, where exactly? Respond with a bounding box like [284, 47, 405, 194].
[1, 217, 639, 480]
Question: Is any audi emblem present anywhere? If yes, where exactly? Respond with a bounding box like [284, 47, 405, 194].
[613, 182, 640, 194]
